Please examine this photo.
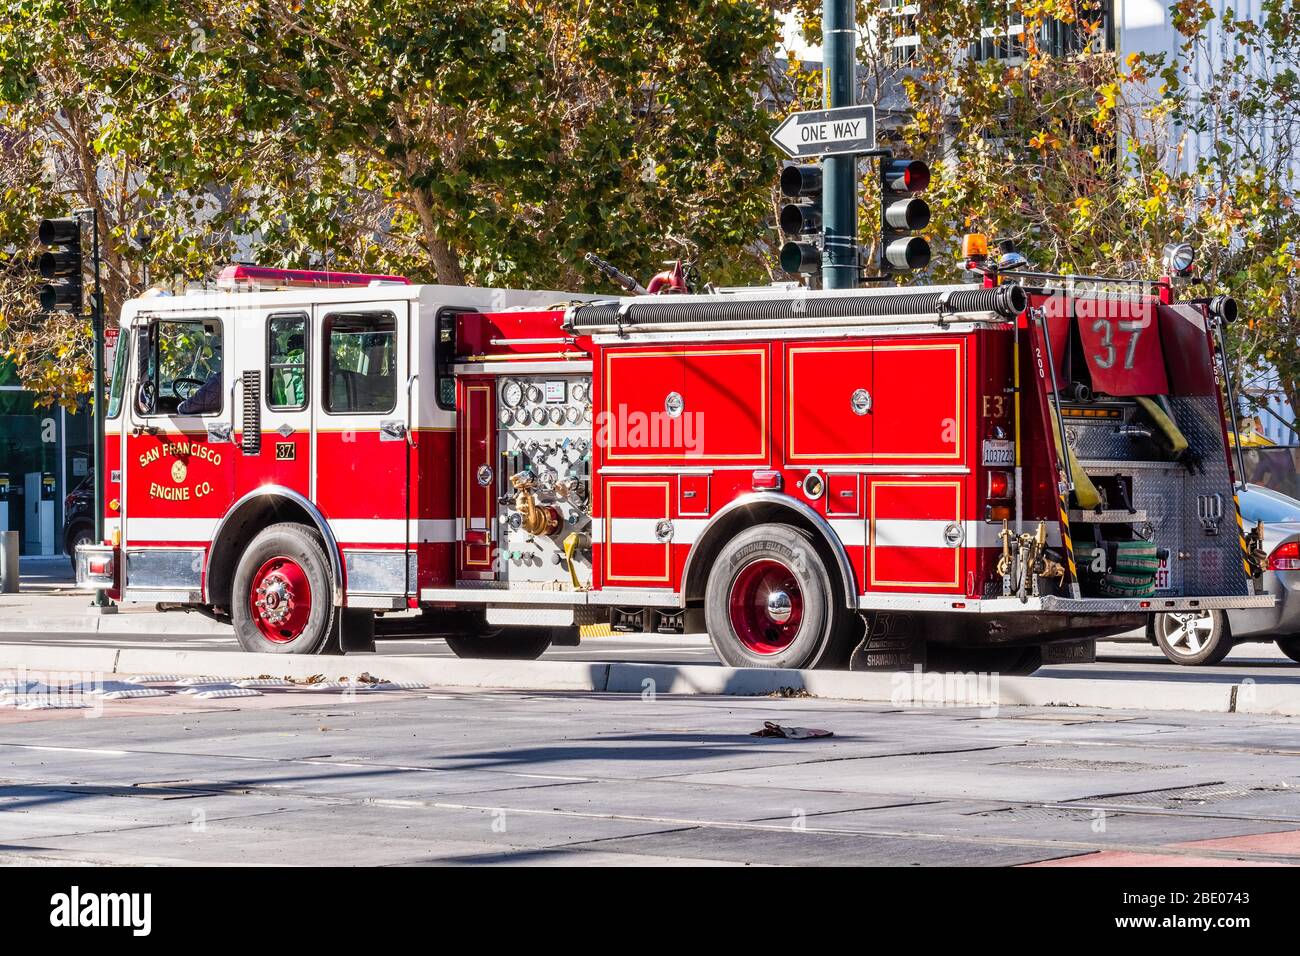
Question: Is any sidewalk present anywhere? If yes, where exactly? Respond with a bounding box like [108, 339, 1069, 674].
[0, 556, 228, 636]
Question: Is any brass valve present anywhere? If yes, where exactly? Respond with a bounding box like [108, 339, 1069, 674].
[999, 520, 1064, 603]
[510, 473, 560, 536]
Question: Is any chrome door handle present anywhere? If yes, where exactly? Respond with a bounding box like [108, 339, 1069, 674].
[405, 373, 419, 446]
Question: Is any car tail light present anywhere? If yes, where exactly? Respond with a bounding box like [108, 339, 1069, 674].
[986, 470, 1012, 499]
[88, 555, 113, 576]
[1268, 541, 1300, 571]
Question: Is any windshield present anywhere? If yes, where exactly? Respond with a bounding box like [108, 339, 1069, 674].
[136, 318, 224, 416]
[106, 327, 131, 419]
[1239, 486, 1300, 524]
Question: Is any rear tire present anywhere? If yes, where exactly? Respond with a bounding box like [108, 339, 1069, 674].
[231, 523, 339, 655]
[1149, 610, 1232, 666]
[704, 523, 851, 669]
[445, 626, 557, 660]
[1276, 636, 1300, 664]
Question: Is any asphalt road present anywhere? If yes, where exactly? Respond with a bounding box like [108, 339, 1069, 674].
[0, 680, 1297, 866]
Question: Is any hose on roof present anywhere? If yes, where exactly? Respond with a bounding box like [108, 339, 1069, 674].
[566, 284, 1026, 330]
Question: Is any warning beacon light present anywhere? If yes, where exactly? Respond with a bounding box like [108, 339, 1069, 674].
[216, 264, 411, 291]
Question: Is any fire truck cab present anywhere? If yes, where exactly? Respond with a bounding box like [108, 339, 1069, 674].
[77, 266, 1273, 672]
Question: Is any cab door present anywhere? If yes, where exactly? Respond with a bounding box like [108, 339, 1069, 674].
[119, 310, 233, 600]
[254, 309, 313, 500]
[312, 301, 412, 605]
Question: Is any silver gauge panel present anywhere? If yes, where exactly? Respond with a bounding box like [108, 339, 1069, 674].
[498, 377, 593, 431]
[494, 373, 594, 587]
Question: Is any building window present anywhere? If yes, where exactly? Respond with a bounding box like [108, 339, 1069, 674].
[887, 2, 920, 67]
[969, 1, 1113, 61]
[323, 311, 397, 414]
[267, 312, 308, 411]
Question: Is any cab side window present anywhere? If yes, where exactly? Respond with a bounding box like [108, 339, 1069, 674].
[136, 318, 223, 417]
[267, 312, 308, 410]
[323, 311, 397, 414]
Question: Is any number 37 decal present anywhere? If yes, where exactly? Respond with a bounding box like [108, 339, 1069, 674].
[1090, 317, 1144, 370]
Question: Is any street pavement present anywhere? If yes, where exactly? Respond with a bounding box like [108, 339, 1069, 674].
[3, 557, 1300, 866]
[0, 676, 1297, 865]
[5, 556, 1299, 684]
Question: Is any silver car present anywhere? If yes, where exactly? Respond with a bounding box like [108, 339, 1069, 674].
[1149, 484, 1300, 665]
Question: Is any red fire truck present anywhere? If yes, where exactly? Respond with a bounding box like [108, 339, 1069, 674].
[75, 253, 1271, 672]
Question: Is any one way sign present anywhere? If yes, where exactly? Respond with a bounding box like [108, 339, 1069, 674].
[770, 105, 876, 159]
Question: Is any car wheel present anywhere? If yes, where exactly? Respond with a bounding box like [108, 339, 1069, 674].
[66, 525, 94, 572]
[445, 626, 558, 660]
[1149, 610, 1232, 666]
[704, 523, 851, 669]
[1276, 636, 1300, 665]
[231, 523, 339, 654]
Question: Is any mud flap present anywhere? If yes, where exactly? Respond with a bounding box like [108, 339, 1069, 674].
[334, 607, 376, 654]
[849, 612, 926, 670]
[1040, 638, 1095, 665]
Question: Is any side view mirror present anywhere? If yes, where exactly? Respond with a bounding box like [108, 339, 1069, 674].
[137, 380, 157, 414]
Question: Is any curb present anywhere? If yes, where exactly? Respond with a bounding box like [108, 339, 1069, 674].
[0, 612, 230, 637]
[0, 644, 1296, 715]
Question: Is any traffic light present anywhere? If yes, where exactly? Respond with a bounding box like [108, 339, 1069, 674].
[879, 158, 931, 273]
[37, 216, 83, 313]
[778, 162, 823, 275]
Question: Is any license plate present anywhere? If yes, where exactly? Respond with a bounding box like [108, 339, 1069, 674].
[982, 439, 1015, 466]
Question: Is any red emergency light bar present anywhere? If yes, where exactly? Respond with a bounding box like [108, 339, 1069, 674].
[217, 264, 411, 290]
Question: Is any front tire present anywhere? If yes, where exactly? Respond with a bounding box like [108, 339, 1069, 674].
[704, 523, 850, 669]
[231, 523, 338, 654]
[1149, 610, 1232, 666]
[1276, 636, 1300, 664]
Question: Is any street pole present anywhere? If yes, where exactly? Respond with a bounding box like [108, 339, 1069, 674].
[822, 0, 858, 289]
[77, 208, 108, 608]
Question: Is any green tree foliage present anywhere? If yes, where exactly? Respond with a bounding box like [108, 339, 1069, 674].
[0, 0, 288, 406]
[1, 0, 783, 403]
[124, 0, 783, 288]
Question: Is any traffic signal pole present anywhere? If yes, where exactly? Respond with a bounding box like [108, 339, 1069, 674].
[822, 0, 857, 290]
[75, 208, 108, 609]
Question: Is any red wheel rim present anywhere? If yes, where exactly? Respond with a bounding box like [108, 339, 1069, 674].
[249, 556, 312, 643]
[727, 558, 803, 654]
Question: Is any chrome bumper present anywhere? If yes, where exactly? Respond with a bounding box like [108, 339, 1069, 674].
[856, 593, 1276, 614]
[74, 544, 117, 590]
[1035, 594, 1277, 614]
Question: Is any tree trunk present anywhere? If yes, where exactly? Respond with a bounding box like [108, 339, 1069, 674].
[411, 186, 465, 286]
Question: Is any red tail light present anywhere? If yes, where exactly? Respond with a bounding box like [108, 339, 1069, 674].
[986, 470, 1012, 499]
[751, 470, 783, 491]
[1268, 541, 1300, 571]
